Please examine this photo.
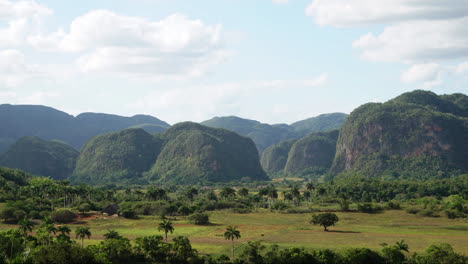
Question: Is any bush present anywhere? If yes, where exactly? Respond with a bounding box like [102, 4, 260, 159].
[406, 207, 421, 214]
[386, 201, 401, 210]
[0, 207, 15, 222]
[120, 209, 136, 219]
[271, 201, 289, 211]
[28, 210, 40, 219]
[445, 209, 464, 219]
[77, 203, 91, 214]
[417, 208, 437, 217]
[13, 210, 27, 220]
[51, 209, 77, 223]
[187, 213, 210, 225]
[357, 203, 383, 213]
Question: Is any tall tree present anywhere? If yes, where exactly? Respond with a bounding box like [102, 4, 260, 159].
[18, 217, 34, 238]
[224, 225, 241, 259]
[75, 226, 91, 248]
[158, 220, 174, 242]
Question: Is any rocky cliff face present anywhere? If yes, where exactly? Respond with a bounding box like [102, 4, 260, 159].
[331, 90, 468, 179]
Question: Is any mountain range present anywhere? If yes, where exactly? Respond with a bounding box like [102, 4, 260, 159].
[0, 90, 466, 184]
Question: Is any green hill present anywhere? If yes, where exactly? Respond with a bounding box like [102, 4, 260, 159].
[284, 130, 339, 177]
[261, 139, 297, 175]
[261, 130, 339, 178]
[0, 104, 170, 152]
[201, 113, 347, 154]
[332, 90, 468, 179]
[147, 122, 268, 184]
[72, 129, 163, 184]
[290, 113, 348, 137]
[0, 137, 79, 180]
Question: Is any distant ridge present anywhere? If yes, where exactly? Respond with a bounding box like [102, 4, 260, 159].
[0, 104, 170, 152]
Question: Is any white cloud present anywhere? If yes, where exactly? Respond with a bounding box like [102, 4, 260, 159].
[400, 63, 443, 88]
[306, 0, 468, 88]
[352, 17, 468, 63]
[306, 0, 468, 26]
[0, 49, 41, 86]
[272, 0, 289, 4]
[0, 0, 52, 48]
[456, 61, 468, 73]
[0, 0, 52, 20]
[30, 10, 228, 79]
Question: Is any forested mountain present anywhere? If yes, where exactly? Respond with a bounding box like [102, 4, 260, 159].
[0, 104, 170, 152]
[72, 129, 164, 184]
[261, 130, 339, 178]
[0, 137, 79, 180]
[332, 90, 468, 179]
[73, 123, 267, 184]
[201, 113, 347, 153]
[148, 122, 268, 184]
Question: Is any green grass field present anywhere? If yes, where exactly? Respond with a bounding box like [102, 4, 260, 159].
[1, 208, 466, 256]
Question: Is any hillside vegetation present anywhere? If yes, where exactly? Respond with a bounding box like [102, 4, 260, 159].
[332, 90, 468, 179]
[148, 122, 268, 184]
[261, 130, 339, 178]
[73, 123, 267, 184]
[0, 137, 79, 180]
[202, 113, 347, 153]
[0, 104, 170, 152]
[72, 129, 163, 185]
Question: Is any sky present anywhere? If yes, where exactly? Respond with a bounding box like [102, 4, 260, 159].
[0, 0, 467, 125]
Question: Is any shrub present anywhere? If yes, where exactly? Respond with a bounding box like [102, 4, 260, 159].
[120, 209, 137, 219]
[386, 201, 401, 210]
[445, 209, 464, 219]
[13, 210, 27, 220]
[357, 203, 383, 213]
[28, 210, 40, 219]
[406, 207, 421, 214]
[51, 209, 77, 223]
[187, 213, 210, 225]
[0, 207, 15, 222]
[417, 208, 437, 217]
[77, 203, 91, 214]
[271, 201, 289, 211]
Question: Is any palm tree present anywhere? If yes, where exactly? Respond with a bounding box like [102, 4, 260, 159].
[18, 217, 34, 238]
[75, 226, 91, 248]
[57, 225, 71, 236]
[158, 220, 174, 242]
[224, 226, 241, 259]
[395, 240, 409, 252]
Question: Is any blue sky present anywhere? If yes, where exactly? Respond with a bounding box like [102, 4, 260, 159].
[0, 0, 467, 124]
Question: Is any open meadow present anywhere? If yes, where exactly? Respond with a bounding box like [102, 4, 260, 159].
[1, 206, 466, 257]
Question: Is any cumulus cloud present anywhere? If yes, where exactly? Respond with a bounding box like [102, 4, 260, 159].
[306, 0, 468, 87]
[306, 0, 468, 26]
[28, 10, 228, 79]
[0, 0, 52, 48]
[352, 17, 468, 63]
[0, 0, 52, 20]
[400, 63, 443, 88]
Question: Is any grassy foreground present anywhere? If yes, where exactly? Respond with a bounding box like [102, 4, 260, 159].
[2, 208, 466, 256]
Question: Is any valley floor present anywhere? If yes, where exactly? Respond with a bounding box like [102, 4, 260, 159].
[1, 208, 466, 256]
